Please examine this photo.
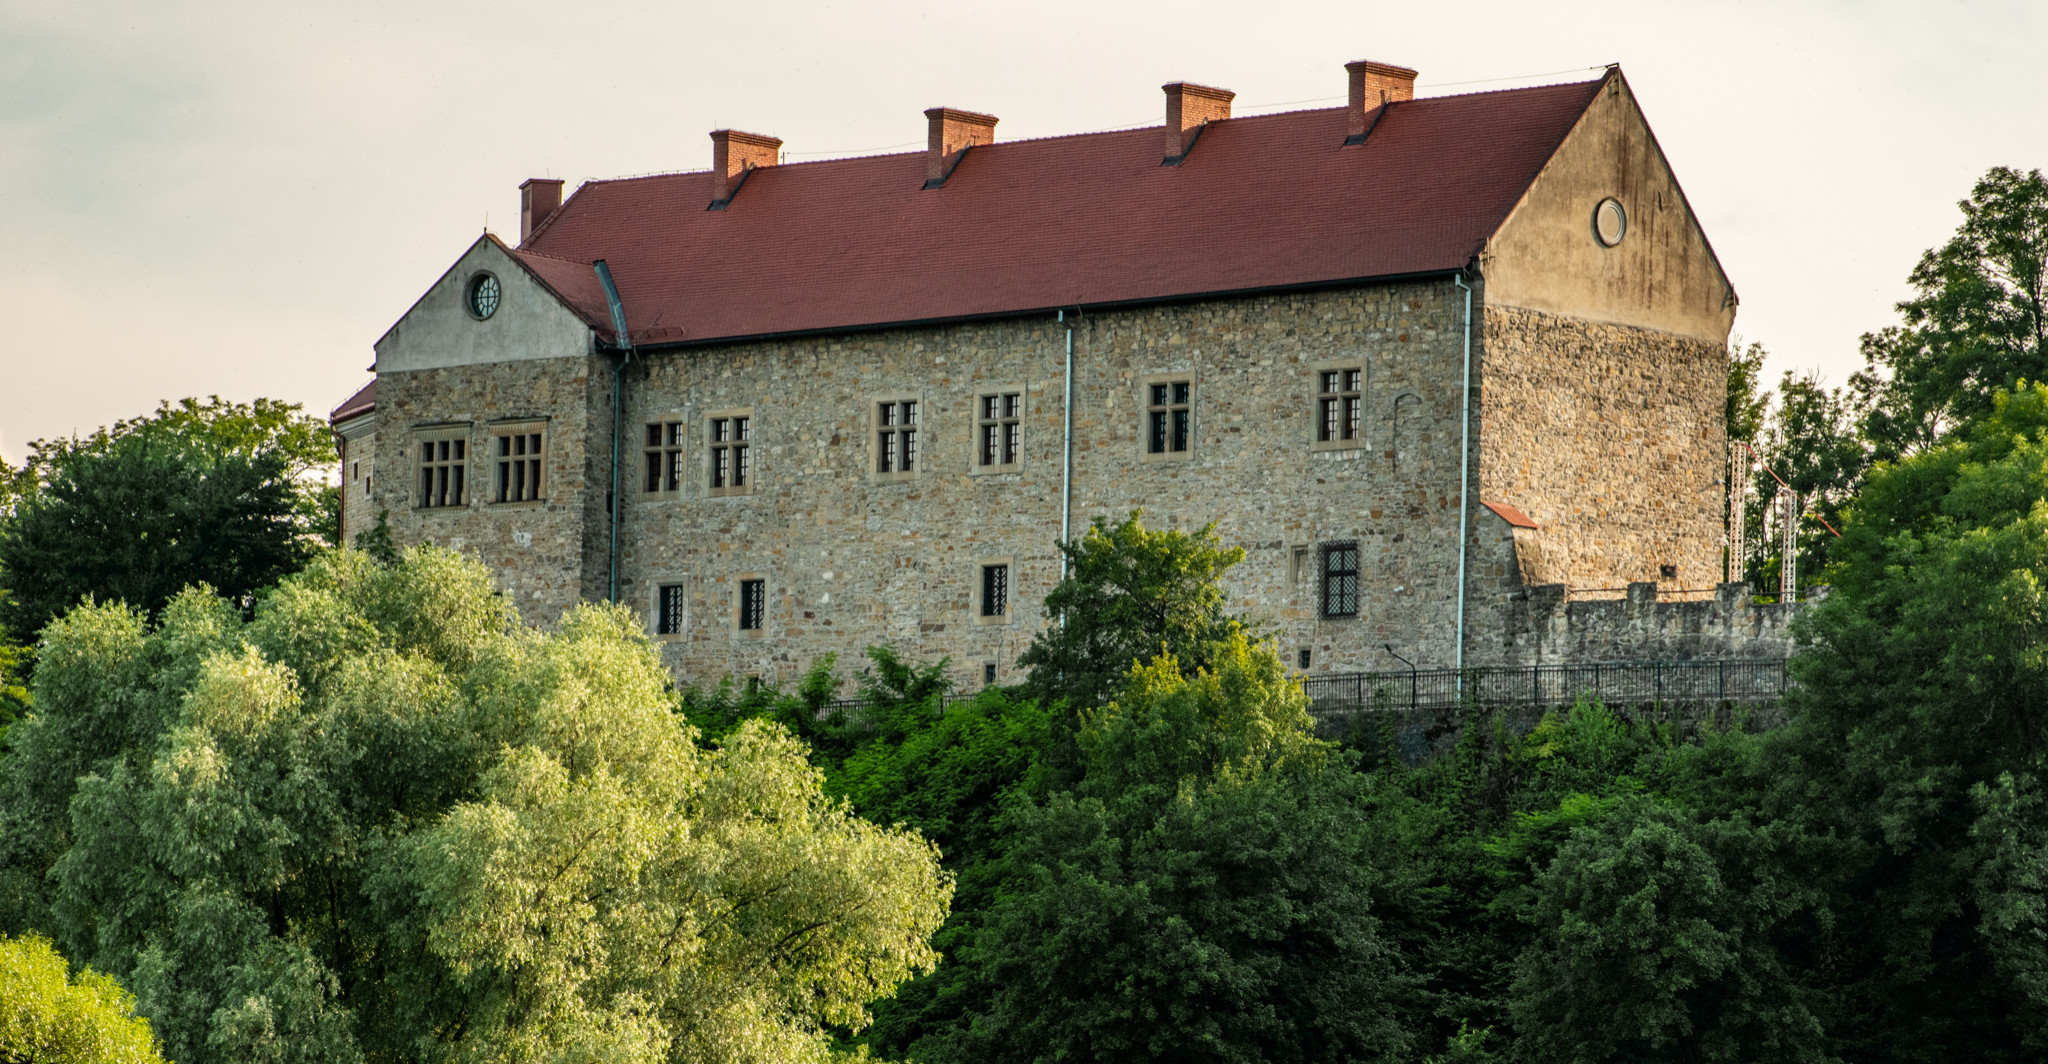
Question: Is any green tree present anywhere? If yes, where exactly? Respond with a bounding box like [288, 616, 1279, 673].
[945, 631, 1407, 1064]
[0, 397, 340, 639]
[0, 547, 952, 1063]
[0, 932, 165, 1064]
[1742, 371, 1868, 591]
[1016, 511, 1246, 710]
[1855, 166, 2048, 459]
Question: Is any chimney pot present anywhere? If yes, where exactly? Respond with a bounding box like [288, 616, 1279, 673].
[924, 107, 998, 188]
[519, 178, 564, 242]
[1345, 60, 1418, 143]
[1162, 82, 1234, 164]
[709, 129, 783, 207]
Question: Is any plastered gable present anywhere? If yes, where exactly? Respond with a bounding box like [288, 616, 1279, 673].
[375, 236, 594, 372]
[1479, 72, 1735, 344]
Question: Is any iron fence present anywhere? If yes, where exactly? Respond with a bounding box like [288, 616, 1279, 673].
[1299, 658, 1790, 717]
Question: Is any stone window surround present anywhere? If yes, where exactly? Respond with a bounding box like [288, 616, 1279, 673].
[650, 576, 689, 641]
[972, 554, 1015, 626]
[1319, 540, 1361, 620]
[732, 571, 768, 638]
[868, 392, 924, 484]
[1308, 358, 1371, 453]
[971, 385, 1027, 475]
[706, 407, 755, 498]
[412, 422, 473, 512]
[1139, 370, 1197, 463]
[642, 415, 687, 499]
[487, 418, 548, 508]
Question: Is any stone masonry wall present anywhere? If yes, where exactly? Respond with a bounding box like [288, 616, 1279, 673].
[1496, 581, 1801, 664]
[364, 355, 608, 626]
[1476, 303, 1726, 594]
[618, 282, 1473, 690]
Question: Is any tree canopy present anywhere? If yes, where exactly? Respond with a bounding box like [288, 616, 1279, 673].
[0, 932, 165, 1064]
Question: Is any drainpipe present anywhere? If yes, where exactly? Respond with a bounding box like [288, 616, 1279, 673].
[1059, 309, 1075, 579]
[594, 260, 634, 604]
[1452, 273, 1474, 678]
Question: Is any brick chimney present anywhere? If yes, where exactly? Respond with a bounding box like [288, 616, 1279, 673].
[519, 178, 564, 241]
[924, 107, 997, 189]
[1162, 82, 1234, 165]
[1345, 60, 1418, 143]
[710, 129, 782, 208]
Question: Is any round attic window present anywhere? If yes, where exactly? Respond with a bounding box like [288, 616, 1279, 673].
[466, 273, 501, 319]
[1593, 198, 1628, 247]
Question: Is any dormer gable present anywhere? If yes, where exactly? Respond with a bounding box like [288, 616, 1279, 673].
[374, 234, 601, 373]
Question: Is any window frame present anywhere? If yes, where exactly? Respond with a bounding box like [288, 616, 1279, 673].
[974, 556, 1015, 626]
[1139, 373, 1196, 462]
[972, 387, 1025, 474]
[1319, 541, 1361, 620]
[706, 408, 755, 498]
[652, 579, 689, 640]
[412, 424, 472, 511]
[643, 418, 686, 498]
[488, 420, 547, 506]
[869, 393, 924, 484]
[734, 574, 768, 637]
[1310, 361, 1368, 453]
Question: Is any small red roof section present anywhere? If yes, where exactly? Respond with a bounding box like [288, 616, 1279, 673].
[516, 77, 1606, 345]
[330, 381, 376, 423]
[1483, 500, 1539, 529]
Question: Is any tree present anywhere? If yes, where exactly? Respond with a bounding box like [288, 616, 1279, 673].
[1741, 371, 1869, 591]
[0, 547, 952, 1063]
[0, 932, 165, 1064]
[1016, 511, 1246, 710]
[945, 631, 1407, 1064]
[1855, 167, 2048, 460]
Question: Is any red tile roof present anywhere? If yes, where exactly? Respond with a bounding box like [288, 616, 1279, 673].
[1483, 500, 1540, 529]
[516, 77, 1606, 346]
[330, 380, 376, 422]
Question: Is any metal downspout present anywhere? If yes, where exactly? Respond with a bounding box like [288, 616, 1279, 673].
[594, 260, 634, 604]
[1060, 309, 1075, 580]
[1453, 273, 1474, 679]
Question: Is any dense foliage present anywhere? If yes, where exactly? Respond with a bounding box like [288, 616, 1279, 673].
[0, 397, 337, 638]
[0, 547, 950, 1064]
[0, 932, 165, 1064]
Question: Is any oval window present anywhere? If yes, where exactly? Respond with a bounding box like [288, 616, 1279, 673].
[1593, 198, 1627, 247]
[466, 273, 502, 319]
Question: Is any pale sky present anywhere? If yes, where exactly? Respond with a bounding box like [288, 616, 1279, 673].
[2, 0, 2043, 464]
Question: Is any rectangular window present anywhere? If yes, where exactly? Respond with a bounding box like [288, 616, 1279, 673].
[876, 400, 919, 477]
[644, 421, 684, 495]
[1321, 542, 1360, 619]
[1146, 379, 1192, 455]
[709, 415, 752, 495]
[738, 578, 766, 631]
[977, 391, 1022, 470]
[492, 427, 544, 504]
[981, 563, 1009, 618]
[1316, 368, 1364, 445]
[656, 583, 686, 635]
[416, 433, 467, 508]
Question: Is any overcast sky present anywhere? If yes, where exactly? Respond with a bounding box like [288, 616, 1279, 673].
[2, 0, 2042, 464]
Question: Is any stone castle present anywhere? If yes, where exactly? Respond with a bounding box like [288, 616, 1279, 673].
[330, 59, 1786, 691]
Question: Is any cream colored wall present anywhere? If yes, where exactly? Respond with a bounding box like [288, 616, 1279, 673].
[1479, 72, 1735, 344]
[374, 236, 593, 373]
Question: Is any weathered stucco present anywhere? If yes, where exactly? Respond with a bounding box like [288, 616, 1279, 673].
[1479, 72, 1736, 344]
[374, 237, 594, 373]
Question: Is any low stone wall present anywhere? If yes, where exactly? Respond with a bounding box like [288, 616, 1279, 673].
[1496, 581, 1805, 665]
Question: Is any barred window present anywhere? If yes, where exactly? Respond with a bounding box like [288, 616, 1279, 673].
[876, 400, 919, 476]
[738, 578, 766, 631]
[644, 421, 684, 495]
[977, 391, 1022, 469]
[416, 433, 467, 508]
[493, 428, 543, 503]
[710, 415, 751, 495]
[656, 584, 686, 635]
[1321, 542, 1359, 619]
[981, 563, 1009, 618]
[1146, 380, 1192, 455]
[1316, 368, 1363, 444]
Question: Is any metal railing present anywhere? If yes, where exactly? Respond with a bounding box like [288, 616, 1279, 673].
[1299, 658, 1790, 716]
